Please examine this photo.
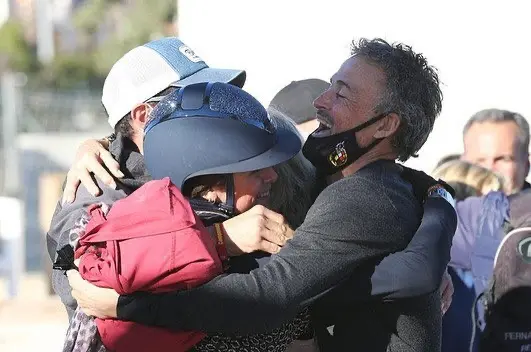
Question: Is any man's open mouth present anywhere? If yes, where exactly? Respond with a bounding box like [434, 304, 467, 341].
[312, 121, 332, 137]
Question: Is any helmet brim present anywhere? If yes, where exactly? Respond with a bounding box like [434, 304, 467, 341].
[187, 123, 302, 180]
[144, 117, 303, 189]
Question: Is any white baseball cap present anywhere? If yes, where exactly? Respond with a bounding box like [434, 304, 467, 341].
[102, 37, 246, 128]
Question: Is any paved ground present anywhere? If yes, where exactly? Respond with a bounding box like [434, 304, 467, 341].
[0, 274, 68, 352]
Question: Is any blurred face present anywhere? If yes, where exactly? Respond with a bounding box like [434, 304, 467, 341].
[212, 167, 279, 213]
[312, 56, 386, 144]
[462, 121, 530, 193]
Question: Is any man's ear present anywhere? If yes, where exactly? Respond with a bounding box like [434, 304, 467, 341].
[130, 103, 152, 130]
[373, 112, 400, 139]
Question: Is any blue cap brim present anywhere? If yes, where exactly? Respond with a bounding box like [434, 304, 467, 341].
[172, 68, 246, 88]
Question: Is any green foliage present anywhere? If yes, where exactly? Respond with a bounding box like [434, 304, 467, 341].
[91, 0, 177, 76]
[73, 0, 112, 34]
[0, 20, 37, 72]
[2, 0, 177, 89]
[34, 53, 105, 90]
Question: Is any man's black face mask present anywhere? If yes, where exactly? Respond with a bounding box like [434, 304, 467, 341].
[302, 113, 388, 175]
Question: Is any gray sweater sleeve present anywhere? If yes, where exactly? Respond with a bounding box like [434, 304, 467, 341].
[368, 197, 457, 299]
[118, 176, 415, 335]
[48, 189, 94, 320]
[47, 181, 127, 320]
[275, 198, 456, 316]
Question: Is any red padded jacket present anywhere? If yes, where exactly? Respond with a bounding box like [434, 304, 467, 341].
[76, 177, 223, 352]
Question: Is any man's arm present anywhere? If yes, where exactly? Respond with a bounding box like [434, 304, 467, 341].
[359, 167, 457, 300]
[319, 197, 456, 308]
[116, 179, 412, 335]
[369, 196, 456, 299]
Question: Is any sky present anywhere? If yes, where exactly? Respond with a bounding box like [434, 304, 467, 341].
[178, 0, 531, 173]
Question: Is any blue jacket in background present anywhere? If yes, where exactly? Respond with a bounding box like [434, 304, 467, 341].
[450, 191, 509, 297]
[445, 191, 510, 352]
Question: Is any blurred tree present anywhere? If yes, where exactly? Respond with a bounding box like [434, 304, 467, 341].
[32, 0, 177, 89]
[91, 0, 177, 76]
[34, 53, 104, 89]
[73, 0, 121, 53]
[0, 20, 38, 72]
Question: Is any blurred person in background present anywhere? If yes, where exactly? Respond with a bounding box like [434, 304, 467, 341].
[461, 109, 530, 194]
[67, 38, 458, 352]
[434, 153, 461, 170]
[445, 172, 531, 350]
[432, 160, 505, 352]
[268, 78, 329, 138]
[433, 160, 505, 201]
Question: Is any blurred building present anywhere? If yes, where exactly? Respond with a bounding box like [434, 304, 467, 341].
[6, 0, 81, 42]
[0, 0, 10, 26]
[1, 1, 178, 279]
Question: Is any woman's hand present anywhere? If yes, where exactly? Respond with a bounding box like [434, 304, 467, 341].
[67, 270, 120, 319]
[222, 205, 294, 255]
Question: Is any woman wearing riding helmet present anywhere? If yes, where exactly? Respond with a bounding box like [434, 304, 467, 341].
[63, 81, 313, 352]
[144, 81, 314, 351]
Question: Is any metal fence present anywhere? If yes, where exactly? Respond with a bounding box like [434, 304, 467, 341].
[0, 72, 107, 195]
[0, 73, 109, 286]
[1, 79, 107, 135]
[18, 87, 106, 133]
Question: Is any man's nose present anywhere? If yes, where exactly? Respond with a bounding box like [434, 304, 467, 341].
[313, 89, 331, 111]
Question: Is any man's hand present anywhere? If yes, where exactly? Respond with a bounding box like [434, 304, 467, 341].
[62, 138, 124, 204]
[440, 268, 454, 315]
[67, 269, 119, 319]
[222, 205, 294, 255]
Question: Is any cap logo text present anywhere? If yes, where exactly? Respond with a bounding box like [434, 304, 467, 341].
[179, 45, 203, 63]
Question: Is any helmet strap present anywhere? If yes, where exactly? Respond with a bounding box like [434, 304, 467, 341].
[188, 174, 235, 225]
[221, 174, 236, 215]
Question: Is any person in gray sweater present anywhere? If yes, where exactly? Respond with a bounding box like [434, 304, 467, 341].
[66, 38, 456, 351]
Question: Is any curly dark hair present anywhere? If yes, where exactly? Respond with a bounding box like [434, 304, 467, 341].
[351, 38, 443, 161]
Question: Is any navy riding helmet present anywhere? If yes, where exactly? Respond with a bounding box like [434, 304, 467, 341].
[143, 82, 302, 216]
